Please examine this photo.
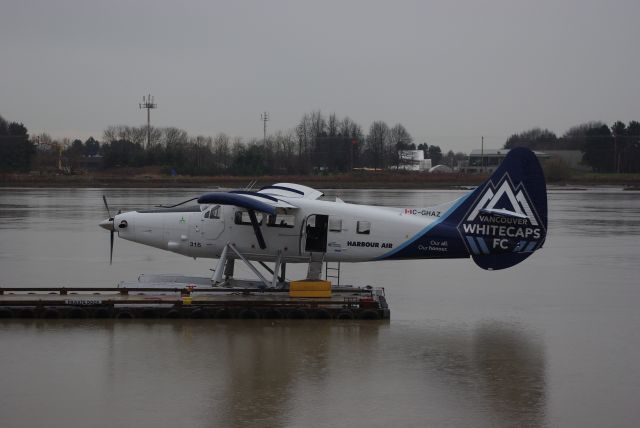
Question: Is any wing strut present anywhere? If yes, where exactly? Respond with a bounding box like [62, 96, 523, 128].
[248, 209, 267, 249]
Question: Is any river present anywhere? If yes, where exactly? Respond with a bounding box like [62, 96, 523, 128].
[1, 186, 639, 427]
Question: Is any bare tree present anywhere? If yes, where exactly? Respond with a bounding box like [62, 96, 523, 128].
[189, 135, 213, 172]
[339, 117, 364, 167]
[103, 125, 156, 147]
[213, 133, 231, 173]
[295, 113, 314, 173]
[389, 123, 413, 169]
[366, 121, 390, 169]
[162, 127, 188, 147]
[309, 110, 326, 139]
[103, 126, 118, 143]
[129, 126, 147, 146]
[328, 113, 338, 137]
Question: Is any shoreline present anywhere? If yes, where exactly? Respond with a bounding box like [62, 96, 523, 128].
[0, 172, 486, 189]
[2, 172, 640, 190]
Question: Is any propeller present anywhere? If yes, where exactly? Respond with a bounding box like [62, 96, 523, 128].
[101, 195, 115, 264]
[109, 224, 114, 264]
[102, 195, 112, 218]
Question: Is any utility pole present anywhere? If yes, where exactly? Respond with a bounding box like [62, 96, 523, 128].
[260, 111, 269, 145]
[139, 94, 157, 150]
[481, 135, 484, 173]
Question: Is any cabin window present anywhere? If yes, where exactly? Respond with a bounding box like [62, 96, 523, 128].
[267, 213, 295, 228]
[357, 220, 371, 234]
[234, 210, 263, 225]
[329, 218, 342, 232]
[205, 206, 220, 219]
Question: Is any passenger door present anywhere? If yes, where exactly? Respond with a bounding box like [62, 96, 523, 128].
[301, 214, 328, 254]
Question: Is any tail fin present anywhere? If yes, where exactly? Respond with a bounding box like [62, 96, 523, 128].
[452, 147, 547, 270]
[377, 147, 546, 269]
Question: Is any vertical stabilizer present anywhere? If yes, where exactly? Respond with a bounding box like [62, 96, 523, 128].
[452, 147, 547, 270]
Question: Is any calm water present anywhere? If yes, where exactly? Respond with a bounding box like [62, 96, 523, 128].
[1, 187, 639, 428]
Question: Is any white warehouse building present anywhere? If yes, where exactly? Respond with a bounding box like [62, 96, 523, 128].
[398, 150, 432, 171]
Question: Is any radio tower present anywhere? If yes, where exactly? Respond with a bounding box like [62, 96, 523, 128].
[260, 111, 269, 144]
[139, 94, 157, 149]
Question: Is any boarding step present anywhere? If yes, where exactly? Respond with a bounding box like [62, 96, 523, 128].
[325, 262, 341, 285]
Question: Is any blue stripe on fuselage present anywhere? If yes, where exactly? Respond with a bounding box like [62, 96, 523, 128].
[374, 193, 471, 260]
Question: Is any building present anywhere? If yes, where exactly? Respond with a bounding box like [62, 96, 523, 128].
[460, 149, 550, 173]
[398, 150, 432, 171]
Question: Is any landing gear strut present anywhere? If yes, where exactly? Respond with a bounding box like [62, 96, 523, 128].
[211, 243, 288, 289]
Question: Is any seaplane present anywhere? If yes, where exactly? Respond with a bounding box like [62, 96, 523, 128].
[100, 148, 547, 288]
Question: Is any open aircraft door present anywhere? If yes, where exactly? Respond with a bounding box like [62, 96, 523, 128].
[300, 214, 328, 255]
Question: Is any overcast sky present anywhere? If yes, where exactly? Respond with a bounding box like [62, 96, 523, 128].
[1, 0, 638, 151]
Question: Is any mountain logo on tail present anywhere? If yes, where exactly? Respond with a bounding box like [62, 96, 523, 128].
[457, 173, 545, 256]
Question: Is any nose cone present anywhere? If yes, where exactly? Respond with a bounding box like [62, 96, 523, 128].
[99, 218, 114, 231]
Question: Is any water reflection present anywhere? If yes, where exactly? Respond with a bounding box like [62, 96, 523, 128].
[88, 320, 544, 428]
[474, 324, 546, 427]
[213, 322, 334, 427]
[419, 322, 546, 427]
[90, 320, 383, 428]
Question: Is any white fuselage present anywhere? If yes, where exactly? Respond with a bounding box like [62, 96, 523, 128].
[103, 148, 548, 272]
[113, 197, 443, 263]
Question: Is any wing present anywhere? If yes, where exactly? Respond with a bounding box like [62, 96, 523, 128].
[197, 190, 299, 250]
[258, 183, 324, 200]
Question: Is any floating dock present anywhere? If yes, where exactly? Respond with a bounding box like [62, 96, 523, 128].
[0, 275, 389, 320]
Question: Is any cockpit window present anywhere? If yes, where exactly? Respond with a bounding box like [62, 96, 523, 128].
[205, 206, 220, 219]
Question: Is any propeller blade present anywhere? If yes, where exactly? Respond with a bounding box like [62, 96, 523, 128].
[102, 195, 116, 264]
[102, 195, 112, 219]
[110, 229, 114, 265]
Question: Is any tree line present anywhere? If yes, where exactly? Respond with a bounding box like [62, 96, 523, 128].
[96, 113, 453, 175]
[4, 111, 453, 175]
[0, 116, 35, 172]
[3, 111, 639, 175]
[504, 120, 640, 173]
